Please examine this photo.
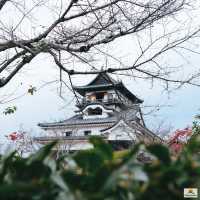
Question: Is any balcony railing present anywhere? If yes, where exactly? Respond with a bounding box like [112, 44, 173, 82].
[76, 98, 123, 107]
[34, 135, 106, 141]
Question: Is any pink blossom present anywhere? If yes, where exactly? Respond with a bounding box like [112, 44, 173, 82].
[168, 127, 192, 154]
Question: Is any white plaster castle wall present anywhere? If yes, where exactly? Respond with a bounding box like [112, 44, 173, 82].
[82, 104, 112, 119]
[107, 127, 137, 141]
[43, 125, 109, 137]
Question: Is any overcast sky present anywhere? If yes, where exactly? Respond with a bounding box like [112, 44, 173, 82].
[0, 51, 199, 136]
[0, 0, 200, 138]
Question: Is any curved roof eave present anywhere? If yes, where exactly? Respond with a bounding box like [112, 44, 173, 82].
[77, 102, 115, 112]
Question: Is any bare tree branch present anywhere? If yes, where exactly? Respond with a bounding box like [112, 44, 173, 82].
[0, 0, 199, 90]
[0, 0, 9, 11]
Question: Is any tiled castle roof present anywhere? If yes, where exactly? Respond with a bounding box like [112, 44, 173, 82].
[73, 73, 143, 103]
[38, 108, 138, 128]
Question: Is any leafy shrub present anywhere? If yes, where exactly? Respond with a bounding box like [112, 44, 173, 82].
[0, 131, 200, 200]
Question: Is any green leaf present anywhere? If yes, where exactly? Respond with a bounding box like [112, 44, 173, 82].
[3, 106, 17, 115]
[89, 136, 113, 160]
[28, 85, 37, 95]
[147, 144, 171, 164]
[73, 137, 113, 174]
[0, 151, 16, 182]
[27, 141, 57, 164]
[74, 150, 104, 174]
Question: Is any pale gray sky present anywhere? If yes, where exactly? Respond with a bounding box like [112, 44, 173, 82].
[0, 55, 199, 136]
[0, 0, 200, 137]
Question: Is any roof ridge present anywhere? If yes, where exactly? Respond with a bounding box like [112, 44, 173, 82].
[86, 73, 118, 86]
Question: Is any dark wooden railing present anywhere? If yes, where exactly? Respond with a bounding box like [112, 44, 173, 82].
[76, 98, 123, 107]
[34, 135, 106, 141]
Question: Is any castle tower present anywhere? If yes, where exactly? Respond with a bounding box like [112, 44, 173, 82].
[36, 73, 162, 151]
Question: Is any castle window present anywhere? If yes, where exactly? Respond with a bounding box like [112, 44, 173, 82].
[84, 130, 91, 136]
[88, 107, 102, 115]
[108, 93, 113, 101]
[90, 94, 96, 102]
[65, 131, 72, 137]
[96, 92, 104, 102]
[108, 94, 113, 100]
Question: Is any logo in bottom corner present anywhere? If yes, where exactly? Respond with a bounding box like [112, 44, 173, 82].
[184, 188, 198, 198]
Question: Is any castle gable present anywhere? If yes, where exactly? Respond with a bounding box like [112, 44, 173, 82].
[87, 73, 117, 86]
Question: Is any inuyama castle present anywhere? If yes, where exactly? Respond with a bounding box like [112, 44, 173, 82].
[35, 73, 162, 151]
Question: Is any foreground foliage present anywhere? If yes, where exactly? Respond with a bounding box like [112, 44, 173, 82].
[0, 131, 200, 200]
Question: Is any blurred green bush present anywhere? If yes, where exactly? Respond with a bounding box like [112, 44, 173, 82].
[0, 126, 200, 200]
